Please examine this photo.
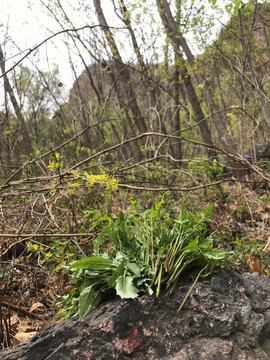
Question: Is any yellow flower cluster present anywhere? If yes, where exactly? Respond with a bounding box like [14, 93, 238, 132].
[83, 171, 118, 192]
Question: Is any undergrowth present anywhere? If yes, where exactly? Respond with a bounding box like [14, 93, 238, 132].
[55, 198, 232, 320]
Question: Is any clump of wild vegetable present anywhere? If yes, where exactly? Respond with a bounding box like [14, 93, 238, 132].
[56, 199, 232, 319]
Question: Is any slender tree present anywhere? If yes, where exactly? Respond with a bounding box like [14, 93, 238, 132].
[156, 0, 216, 159]
[93, 0, 147, 135]
[0, 45, 32, 156]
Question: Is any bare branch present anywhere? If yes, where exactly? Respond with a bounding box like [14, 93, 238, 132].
[0, 24, 126, 78]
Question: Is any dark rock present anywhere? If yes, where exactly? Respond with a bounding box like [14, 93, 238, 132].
[2, 269, 270, 359]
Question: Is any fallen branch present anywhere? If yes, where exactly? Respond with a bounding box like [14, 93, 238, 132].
[1, 301, 48, 321]
[0, 233, 92, 238]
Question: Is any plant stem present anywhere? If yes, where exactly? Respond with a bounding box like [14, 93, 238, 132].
[177, 265, 207, 313]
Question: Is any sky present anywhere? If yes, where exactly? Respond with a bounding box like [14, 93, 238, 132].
[0, 0, 232, 98]
[1, 0, 81, 92]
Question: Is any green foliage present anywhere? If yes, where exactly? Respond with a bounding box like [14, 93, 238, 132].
[260, 194, 270, 204]
[231, 235, 270, 271]
[47, 152, 62, 172]
[232, 236, 263, 262]
[188, 159, 223, 181]
[56, 199, 232, 319]
[225, 0, 251, 15]
[258, 159, 270, 173]
[26, 238, 81, 271]
[25, 170, 120, 271]
[235, 203, 250, 221]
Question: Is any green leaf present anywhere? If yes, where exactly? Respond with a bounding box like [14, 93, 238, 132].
[79, 285, 102, 317]
[116, 276, 139, 299]
[68, 257, 117, 271]
[107, 260, 125, 287]
[126, 261, 141, 277]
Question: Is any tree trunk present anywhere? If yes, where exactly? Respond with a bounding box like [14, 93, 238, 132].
[0, 45, 32, 156]
[156, 0, 216, 159]
[0, 113, 11, 177]
[169, 49, 182, 162]
[93, 0, 147, 135]
[118, 0, 158, 109]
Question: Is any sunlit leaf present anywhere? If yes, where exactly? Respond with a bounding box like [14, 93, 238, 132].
[116, 276, 139, 299]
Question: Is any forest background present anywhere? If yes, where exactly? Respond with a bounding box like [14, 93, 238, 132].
[0, 0, 270, 349]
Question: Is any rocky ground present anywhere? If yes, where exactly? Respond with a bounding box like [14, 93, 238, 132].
[1, 269, 270, 360]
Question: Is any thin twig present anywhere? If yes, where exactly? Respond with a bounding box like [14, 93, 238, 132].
[42, 194, 63, 232]
[177, 265, 207, 313]
[0, 25, 126, 79]
[1, 132, 269, 191]
[0, 233, 92, 238]
[214, 45, 270, 103]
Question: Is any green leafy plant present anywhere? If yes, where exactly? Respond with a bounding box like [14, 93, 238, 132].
[235, 203, 250, 221]
[188, 159, 223, 181]
[56, 199, 232, 320]
[26, 238, 83, 270]
[232, 235, 270, 270]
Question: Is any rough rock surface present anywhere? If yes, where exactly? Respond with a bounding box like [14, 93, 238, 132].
[1, 269, 270, 360]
